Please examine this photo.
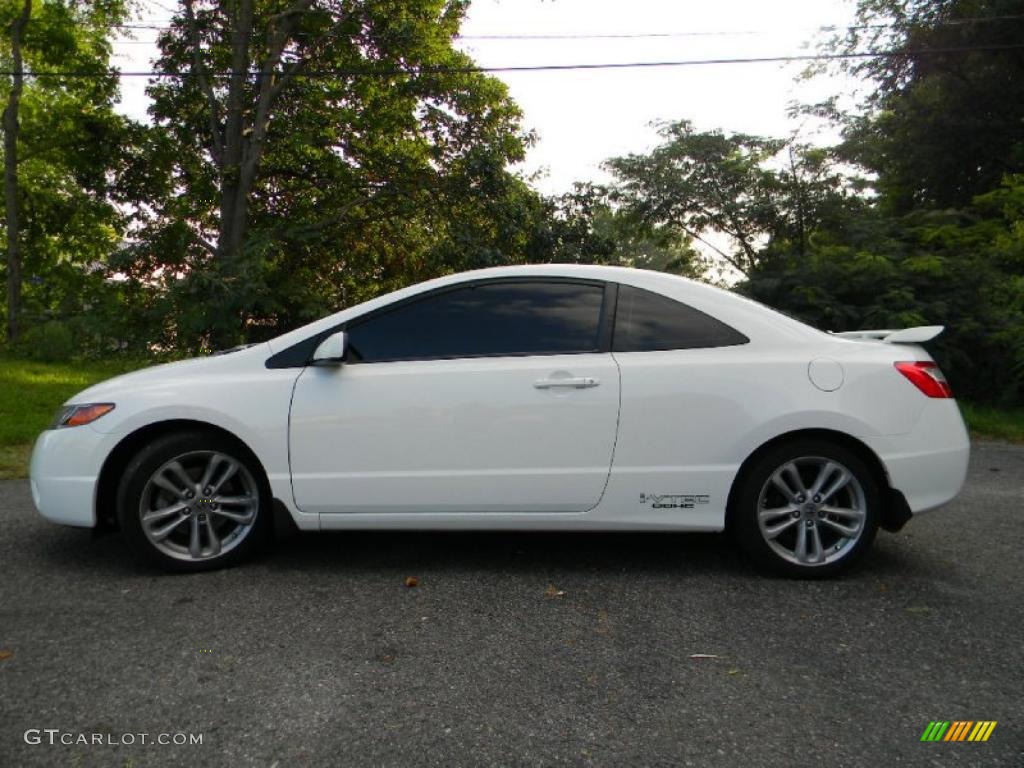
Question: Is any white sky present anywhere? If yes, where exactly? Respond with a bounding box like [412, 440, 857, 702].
[112, 0, 862, 196]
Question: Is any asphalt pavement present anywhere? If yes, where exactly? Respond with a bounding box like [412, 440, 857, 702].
[1, 441, 1022, 767]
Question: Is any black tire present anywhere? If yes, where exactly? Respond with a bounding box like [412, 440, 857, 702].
[729, 438, 880, 578]
[117, 430, 272, 572]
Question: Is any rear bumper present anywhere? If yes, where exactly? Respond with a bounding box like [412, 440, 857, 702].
[864, 399, 970, 517]
[29, 426, 115, 528]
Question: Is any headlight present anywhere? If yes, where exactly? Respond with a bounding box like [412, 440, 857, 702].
[50, 403, 116, 429]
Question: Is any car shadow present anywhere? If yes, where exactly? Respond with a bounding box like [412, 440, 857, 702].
[267, 529, 749, 578]
[29, 524, 764, 580]
[28, 524, 920, 583]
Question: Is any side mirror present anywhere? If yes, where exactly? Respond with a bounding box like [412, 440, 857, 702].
[311, 331, 347, 365]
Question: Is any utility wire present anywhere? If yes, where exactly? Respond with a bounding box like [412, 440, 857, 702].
[457, 14, 1024, 39]
[107, 13, 1024, 36]
[6, 44, 1024, 78]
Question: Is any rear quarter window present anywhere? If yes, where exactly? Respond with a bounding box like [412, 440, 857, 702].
[613, 284, 749, 352]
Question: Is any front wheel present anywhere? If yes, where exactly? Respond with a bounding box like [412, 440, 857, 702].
[117, 431, 272, 572]
[730, 439, 880, 578]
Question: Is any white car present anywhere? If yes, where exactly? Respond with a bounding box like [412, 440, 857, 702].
[30, 265, 969, 576]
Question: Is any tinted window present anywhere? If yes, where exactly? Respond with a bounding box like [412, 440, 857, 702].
[346, 281, 605, 362]
[613, 285, 748, 352]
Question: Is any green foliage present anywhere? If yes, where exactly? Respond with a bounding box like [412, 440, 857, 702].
[818, 0, 1024, 212]
[520, 183, 700, 276]
[960, 401, 1024, 443]
[733, 0, 1024, 406]
[742, 176, 1024, 404]
[15, 319, 74, 362]
[605, 120, 859, 277]
[116, 0, 539, 351]
[0, 0, 132, 348]
[0, 0, 1019, 415]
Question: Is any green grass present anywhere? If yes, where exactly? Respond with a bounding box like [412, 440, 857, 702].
[960, 402, 1024, 444]
[0, 356, 150, 479]
[0, 354, 1021, 480]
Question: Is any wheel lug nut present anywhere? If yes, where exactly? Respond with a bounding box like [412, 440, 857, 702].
[791, 510, 800, 518]
[805, 520, 814, 527]
[813, 495, 821, 503]
[204, 487, 212, 495]
[797, 495, 805, 503]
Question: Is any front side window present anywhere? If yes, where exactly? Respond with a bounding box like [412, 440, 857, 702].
[613, 284, 749, 352]
[345, 280, 606, 362]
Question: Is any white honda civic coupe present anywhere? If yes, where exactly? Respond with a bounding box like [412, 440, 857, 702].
[30, 265, 969, 576]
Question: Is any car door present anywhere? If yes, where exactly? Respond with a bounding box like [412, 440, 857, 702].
[288, 279, 620, 515]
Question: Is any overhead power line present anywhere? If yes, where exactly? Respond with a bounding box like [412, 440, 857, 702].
[108, 13, 1024, 37]
[5, 44, 1024, 78]
[456, 14, 1024, 39]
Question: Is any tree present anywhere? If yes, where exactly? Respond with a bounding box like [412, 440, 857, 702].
[605, 120, 856, 277]
[752, 0, 1024, 406]
[520, 182, 701, 276]
[2, 0, 29, 343]
[1, 0, 129, 345]
[180, 0, 318, 267]
[815, 0, 1024, 212]
[741, 175, 1024, 404]
[134, 0, 531, 349]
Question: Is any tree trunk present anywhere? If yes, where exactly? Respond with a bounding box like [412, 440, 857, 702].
[216, 0, 253, 264]
[789, 148, 807, 260]
[3, 0, 31, 345]
[185, 0, 312, 347]
[214, 0, 307, 265]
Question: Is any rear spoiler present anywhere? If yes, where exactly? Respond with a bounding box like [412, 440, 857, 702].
[832, 325, 944, 343]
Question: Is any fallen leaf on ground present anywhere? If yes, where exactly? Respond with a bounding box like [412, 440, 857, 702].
[0, 650, 13, 661]
[404, 576, 419, 588]
[544, 585, 566, 598]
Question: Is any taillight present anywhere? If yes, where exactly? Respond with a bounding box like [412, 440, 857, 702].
[894, 361, 953, 398]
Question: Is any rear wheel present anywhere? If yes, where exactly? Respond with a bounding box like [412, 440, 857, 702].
[731, 439, 880, 577]
[117, 431, 271, 572]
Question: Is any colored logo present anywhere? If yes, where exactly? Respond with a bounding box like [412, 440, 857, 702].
[920, 721, 997, 742]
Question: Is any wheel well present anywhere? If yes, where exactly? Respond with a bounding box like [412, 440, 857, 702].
[94, 419, 269, 530]
[725, 428, 894, 531]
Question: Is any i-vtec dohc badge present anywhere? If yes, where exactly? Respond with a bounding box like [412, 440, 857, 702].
[639, 493, 710, 509]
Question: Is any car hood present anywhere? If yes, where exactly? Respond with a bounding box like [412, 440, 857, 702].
[68, 345, 272, 403]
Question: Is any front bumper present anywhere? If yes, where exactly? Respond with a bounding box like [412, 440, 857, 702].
[29, 426, 117, 528]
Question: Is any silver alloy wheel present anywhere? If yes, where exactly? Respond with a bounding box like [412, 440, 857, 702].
[756, 456, 867, 567]
[138, 450, 259, 562]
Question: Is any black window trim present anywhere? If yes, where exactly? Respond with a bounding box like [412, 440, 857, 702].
[266, 277, 617, 369]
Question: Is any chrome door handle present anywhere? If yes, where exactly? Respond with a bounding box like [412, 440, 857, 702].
[533, 376, 599, 389]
